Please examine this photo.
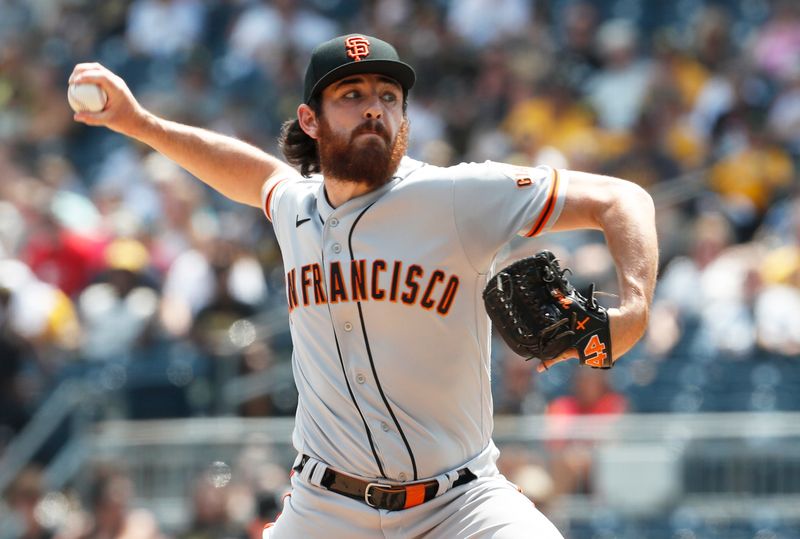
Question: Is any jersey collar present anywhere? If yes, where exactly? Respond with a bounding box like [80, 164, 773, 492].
[315, 156, 421, 222]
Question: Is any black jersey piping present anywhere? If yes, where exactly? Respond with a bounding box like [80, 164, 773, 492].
[349, 202, 419, 480]
[320, 246, 387, 478]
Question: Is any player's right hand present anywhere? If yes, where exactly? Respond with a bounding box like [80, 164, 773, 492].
[68, 63, 149, 137]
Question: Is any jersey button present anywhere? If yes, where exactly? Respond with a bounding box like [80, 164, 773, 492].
[355, 373, 366, 384]
[344, 322, 353, 332]
[329, 218, 339, 228]
[332, 243, 342, 254]
[381, 422, 390, 432]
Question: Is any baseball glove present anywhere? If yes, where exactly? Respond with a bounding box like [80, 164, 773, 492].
[483, 250, 613, 368]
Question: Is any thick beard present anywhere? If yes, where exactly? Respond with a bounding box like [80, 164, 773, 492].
[317, 117, 409, 188]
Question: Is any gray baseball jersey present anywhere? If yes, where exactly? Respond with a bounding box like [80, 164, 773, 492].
[261, 156, 567, 482]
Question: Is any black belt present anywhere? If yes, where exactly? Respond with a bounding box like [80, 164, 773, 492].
[293, 455, 477, 511]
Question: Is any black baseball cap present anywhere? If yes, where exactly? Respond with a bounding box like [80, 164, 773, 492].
[303, 34, 416, 104]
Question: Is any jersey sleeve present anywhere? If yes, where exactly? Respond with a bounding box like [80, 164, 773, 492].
[452, 161, 569, 272]
[260, 171, 299, 225]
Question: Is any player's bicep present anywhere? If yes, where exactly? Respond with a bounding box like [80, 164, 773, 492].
[549, 170, 635, 233]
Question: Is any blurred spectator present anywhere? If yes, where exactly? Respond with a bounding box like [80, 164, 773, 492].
[126, 0, 206, 58]
[246, 491, 281, 539]
[545, 369, 627, 496]
[227, 0, 338, 72]
[77, 238, 159, 363]
[556, 1, 602, 89]
[547, 369, 628, 418]
[751, 0, 800, 81]
[509, 463, 556, 518]
[691, 5, 734, 71]
[766, 63, 800, 154]
[71, 466, 164, 539]
[496, 443, 556, 519]
[5, 466, 53, 539]
[502, 75, 596, 169]
[754, 245, 800, 356]
[601, 108, 681, 189]
[586, 19, 656, 132]
[177, 478, 245, 539]
[0, 286, 34, 446]
[446, 0, 532, 48]
[189, 246, 261, 403]
[709, 117, 793, 236]
[22, 210, 105, 298]
[0, 258, 81, 361]
[493, 345, 545, 415]
[654, 210, 761, 358]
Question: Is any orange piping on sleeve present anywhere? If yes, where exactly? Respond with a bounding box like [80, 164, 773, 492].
[264, 178, 288, 222]
[524, 168, 560, 238]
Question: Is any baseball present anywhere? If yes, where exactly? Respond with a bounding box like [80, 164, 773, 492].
[67, 83, 107, 113]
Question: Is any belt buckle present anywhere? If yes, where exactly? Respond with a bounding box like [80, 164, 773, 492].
[364, 482, 394, 508]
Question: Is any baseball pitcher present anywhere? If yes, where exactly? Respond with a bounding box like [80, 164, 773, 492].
[70, 34, 658, 539]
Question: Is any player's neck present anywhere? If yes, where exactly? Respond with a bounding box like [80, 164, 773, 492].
[323, 177, 390, 208]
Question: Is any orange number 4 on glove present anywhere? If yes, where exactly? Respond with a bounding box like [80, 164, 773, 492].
[582, 335, 608, 368]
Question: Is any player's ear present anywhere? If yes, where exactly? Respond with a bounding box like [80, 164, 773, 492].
[297, 104, 319, 140]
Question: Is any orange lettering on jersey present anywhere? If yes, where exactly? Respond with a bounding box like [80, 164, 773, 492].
[286, 269, 299, 312]
[345, 36, 370, 61]
[401, 265, 423, 304]
[351, 259, 368, 301]
[372, 259, 387, 300]
[329, 261, 348, 303]
[420, 270, 445, 310]
[311, 264, 327, 305]
[300, 265, 313, 307]
[389, 261, 403, 302]
[285, 260, 461, 317]
[437, 276, 459, 315]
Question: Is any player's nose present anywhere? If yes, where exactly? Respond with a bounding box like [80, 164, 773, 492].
[363, 96, 383, 120]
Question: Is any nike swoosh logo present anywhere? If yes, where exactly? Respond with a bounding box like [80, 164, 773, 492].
[296, 216, 311, 227]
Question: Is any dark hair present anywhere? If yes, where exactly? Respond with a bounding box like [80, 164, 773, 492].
[279, 97, 322, 177]
[278, 94, 409, 178]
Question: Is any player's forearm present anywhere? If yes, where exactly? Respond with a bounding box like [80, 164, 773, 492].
[69, 63, 292, 208]
[597, 181, 658, 352]
[131, 112, 283, 208]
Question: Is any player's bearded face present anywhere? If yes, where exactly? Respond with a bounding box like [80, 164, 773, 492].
[317, 115, 409, 187]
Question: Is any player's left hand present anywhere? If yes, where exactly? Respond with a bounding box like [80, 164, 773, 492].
[535, 347, 578, 373]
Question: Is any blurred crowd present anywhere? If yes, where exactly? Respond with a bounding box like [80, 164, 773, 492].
[5, 459, 284, 539]
[1, 0, 800, 536]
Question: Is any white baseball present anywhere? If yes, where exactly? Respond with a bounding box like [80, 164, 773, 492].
[67, 83, 108, 113]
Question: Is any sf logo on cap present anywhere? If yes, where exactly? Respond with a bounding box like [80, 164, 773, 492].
[345, 36, 371, 61]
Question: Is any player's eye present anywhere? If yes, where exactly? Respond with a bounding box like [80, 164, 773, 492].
[381, 91, 399, 103]
[343, 90, 360, 99]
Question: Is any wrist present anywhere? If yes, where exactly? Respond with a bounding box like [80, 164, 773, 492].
[608, 303, 649, 359]
[126, 107, 158, 141]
